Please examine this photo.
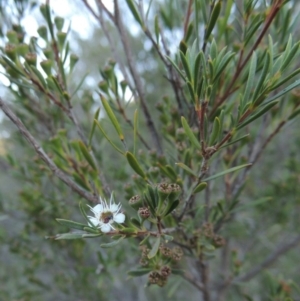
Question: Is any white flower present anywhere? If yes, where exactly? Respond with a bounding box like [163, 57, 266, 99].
[88, 195, 125, 233]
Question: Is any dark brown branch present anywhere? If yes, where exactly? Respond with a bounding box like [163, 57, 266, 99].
[0, 97, 99, 203]
[236, 234, 300, 282]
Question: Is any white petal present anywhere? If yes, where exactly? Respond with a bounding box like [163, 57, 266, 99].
[114, 213, 125, 223]
[100, 224, 111, 233]
[88, 217, 99, 226]
[110, 203, 119, 212]
[92, 204, 103, 214]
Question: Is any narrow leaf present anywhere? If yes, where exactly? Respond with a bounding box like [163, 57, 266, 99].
[166, 55, 186, 81]
[78, 140, 97, 171]
[56, 218, 87, 230]
[205, 0, 221, 40]
[181, 116, 201, 149]
[88, 107, 100, 147]
[128, 269, 152, 277]
[100, 94, 124, 141]
[125, 0, 144, 27]
[202, 163, 252, 182]
[193, 182, 207, 194]
[94, 120, 124, 154]
[242, 52, 257, 110]
[147, 236, 161, 259]
[54, 232, 84, 240]
[175, 162, 198, 177]
[237, 100, 278, 129]
[100, 236, 125, 248]
[126, 151, 147, 179]
[209, 117, 220, 145]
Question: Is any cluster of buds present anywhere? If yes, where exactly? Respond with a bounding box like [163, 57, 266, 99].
[191, 223, 226, 249]
[148, 265, 172, 287]
[139, 244, 182, 287]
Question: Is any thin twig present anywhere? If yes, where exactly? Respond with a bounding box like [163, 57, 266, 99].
[113, 0, 162, 154]
[0, 97, 99, 203]
[236, 234, 300, 282]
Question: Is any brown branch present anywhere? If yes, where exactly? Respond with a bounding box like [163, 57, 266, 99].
[183, 0, 193, 37]
[0, 97, 99, 203]
[236, 234, 300, 282]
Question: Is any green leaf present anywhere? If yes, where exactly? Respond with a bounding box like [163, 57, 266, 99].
[209, 117, 220, 145]
[166, 55, 186, 81]
[241, 52, 257, 110]
[268, 78, 300, 103]
[100, 236, 125, 248]
[175, 162, 197, 177]
[128, 268, 152, 277]
[125, 0, 143, 27]
[232, 197, 272, 213]
[88, 107, 100, 147]
[237, 100, 279, 129]
[147, 236, 161, 259]
[100, 94, 124, 141]
[180, 51, 192, 82]
[82, 233, 102, 238]
[205, 0, 221, 40]
[94, 120, 124, 154]
[56, 218, 87, 230]
[202, 163, 252, 182]
[2, 56, 24, 76]
[193, 182, 207, 194]
[125, 151, 147, 179]
[28, 65, 47, 90]
[181, 116, 201, 149]
[220, 134, 250, 149]
[79, 202, 94, 226]
[163, 199, 180, 217]
[54, 232, 84, 240]
[78, 140, 97, 171]
[252, 51, 271, 103]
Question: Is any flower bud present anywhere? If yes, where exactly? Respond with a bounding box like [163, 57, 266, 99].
[40, 60, 52, 76]
[98, 80, 109, 93]
[160, 266, 171, 278]
[138, 207, 151, 219]
[171, 246, 183, 261]
[70, 54, 79, 71]
[5, 44, 17, 61]
[57, 31, 67, 48]
[157, 183, 172, 201]
[6, 30, 19, 44]
[16, 43, 29, 57]
[43, 48, 53, 60]
[37, 26, 48, 40]
[128, 195, 143, 210]
[25, 53, 37, 66]
[168, 183, 181, 202]
[54, 16, 65, 31]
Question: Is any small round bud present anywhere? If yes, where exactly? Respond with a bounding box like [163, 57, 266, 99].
[160, 266, 171, 278]
[25, 53, 37, 66]
[128, 195, 142, 210]
[138, 207, 151, 219]
[172, 246, 183, 261]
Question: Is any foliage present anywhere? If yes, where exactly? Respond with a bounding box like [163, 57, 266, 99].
[1, 0, 300, 300]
